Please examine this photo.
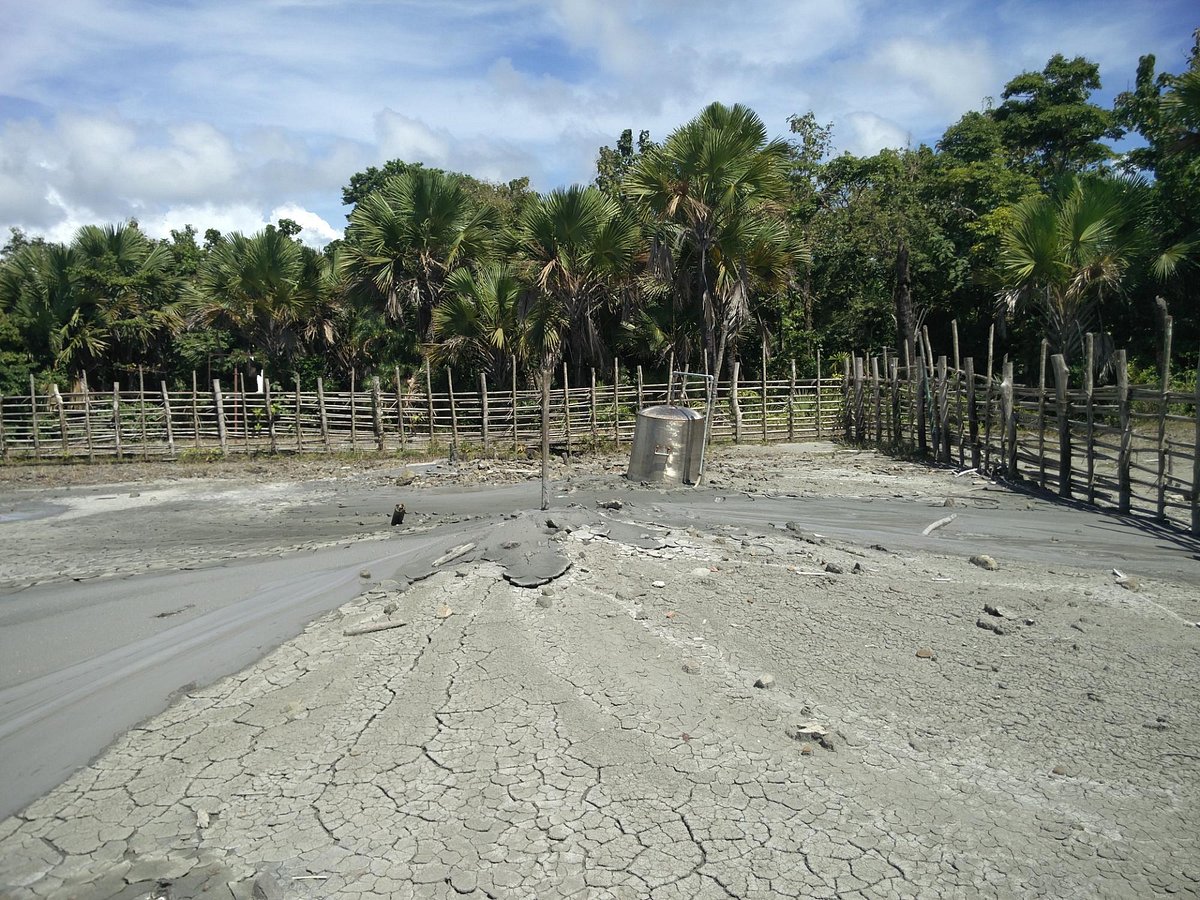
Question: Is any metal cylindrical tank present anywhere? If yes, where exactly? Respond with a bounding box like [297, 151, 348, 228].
[626, 405, 707, 484]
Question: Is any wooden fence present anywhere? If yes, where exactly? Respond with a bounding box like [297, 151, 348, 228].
[840, 323, 1200, 535]
[0, 361, 843, 463]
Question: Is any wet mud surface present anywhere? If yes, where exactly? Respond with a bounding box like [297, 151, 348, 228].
[1, 444, 1198, 898]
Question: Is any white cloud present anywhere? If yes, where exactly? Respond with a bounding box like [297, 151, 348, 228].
[841, 112, 911, 156]
[267, 204, 343, 247]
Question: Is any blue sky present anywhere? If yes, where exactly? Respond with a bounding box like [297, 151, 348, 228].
[0, 0, 1194, 248]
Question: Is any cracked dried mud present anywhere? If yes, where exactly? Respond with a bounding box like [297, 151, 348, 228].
[1, 444, 1198, 898]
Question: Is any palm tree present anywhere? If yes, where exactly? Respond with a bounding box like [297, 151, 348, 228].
[997, 175, 1149, 362]
[514, 185, 641, 377]
[343, 169, 498, 340]
[188, 227, 330, 368]
[625, 102, 795, 380]
[429, 263, 562, 379]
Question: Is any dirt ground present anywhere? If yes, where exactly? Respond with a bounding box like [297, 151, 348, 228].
[1, 444, 1198, 899]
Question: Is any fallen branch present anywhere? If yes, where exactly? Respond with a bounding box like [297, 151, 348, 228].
[922, 514, 958, 536]
[953, 468, 978, 478]
[433, 542, 476, 567]
[343, 619, 409, 637]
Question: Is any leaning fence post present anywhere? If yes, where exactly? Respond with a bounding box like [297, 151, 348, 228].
[1051, 354, 1072, 498]
[1116, 350, 1131, 514]
[212, 378, 227, 454]
[1156, 315, 1173, 521]
[161, 380, 176, 456]
[316, 377, 330, 452]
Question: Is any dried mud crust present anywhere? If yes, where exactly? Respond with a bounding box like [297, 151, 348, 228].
[2, 453, 1198, 898]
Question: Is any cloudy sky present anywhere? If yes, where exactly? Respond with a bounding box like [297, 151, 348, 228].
[1, 0, 1194, 248]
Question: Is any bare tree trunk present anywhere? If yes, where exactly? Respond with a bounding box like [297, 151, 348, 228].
[893, 237, 915, 360]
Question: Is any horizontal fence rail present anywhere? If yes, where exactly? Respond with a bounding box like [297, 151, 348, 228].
[840, 325, 1199, 536]
[0, 362, 843, 464]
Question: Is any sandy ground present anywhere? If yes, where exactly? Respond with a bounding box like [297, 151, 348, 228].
[1, 444, 1199, 899]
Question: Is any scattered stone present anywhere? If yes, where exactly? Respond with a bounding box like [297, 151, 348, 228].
[824, 562, 844, 575]
[799, 743, 814, 756]
[1086, 691, 1102, 702]
[652, 579, 667, 588]
[633, 607, 649, 621]
[435, 605, 454, 619]
[383, 602, 398, 615]
[754, 674, 776, 689]
[1117, 575, 1142, 592]
[942, 497, 957, 507]
[1143, 718, 1170, 731]
[597, 499, 623, 510]
[535, 596, 553, 608]
[970, 554, 999, 571]
[682, 659, 701, 674]
[251, 872, 286, 900]
[501, 540, 520, 550]
[915, 648, 935, 660]
[983, 604, 1010, 618]
[787, 722, 834, 751]
[449, 870, 478, 894]
[359, 569, 371, 579]
[869, 543, 889, 552]
[1051, 765, 1071, 777]
[1070, 621, 1086, 633]
[545, 518, 562, 530]
[851, 562, 865, 575]
[976, 618, 1005, 635]
[784, 521, 802, 532]
[1024, 618, 1036, 626]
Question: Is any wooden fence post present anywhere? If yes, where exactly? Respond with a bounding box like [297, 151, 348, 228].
[562, 362, 572, 458]
[349, 369, 358, 451]
[540, 369, 550, 510]
[591, 367, 599, 446]
[1115, 350, 1131, 514]
[636, 365, 644, 411]
[295, 375, 303, 452]
[982, 324, 995, 471]
[667, 350, 675, 404]
[29, 374, 41, 460]
[1002, 360, 1017, 478]
[371, 376, 384, 451]
[853, 356, 866, 444]
[915, 362, 928, 457]
[138, 366, 148, 460]
[612, 358, 621, 446]
[1085, 334, 1096, 503]
[190, 371, 200, 447]
[1192, 353, 1199, 535]
[1156, 315, 1173, 521]
[788, 359, 796, 440]
[161, 380, 176, 456]
[394, 366, 406, 449]
[761, 344, 769, 442]
[112, 381, 122, 461]
[425, 360, 435, 446]
[889, 359, 900, 448]
[212, 378, 226, 454]
[480, 372, 490, 451]
[870, 357, 881, 449]
[841, 355, 851, 441]
[937, 356, 951, 463]
[1037, 340, 1048, 489]
[446, 368, 459, 451]
[815, 347, 823, 438]
[0, 394, 6, 460]
[53, 385, 68, 456]
[1051, 354, 1072, 498]
[82, 372, 94, 461]
[511, 357, 518, 453]
[965, 358, 978, 469]
[732, 359, 743, 443]
[316, 377, 330, 452]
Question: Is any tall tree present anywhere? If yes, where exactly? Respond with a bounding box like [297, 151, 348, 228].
[343, 169, 498, 341]
[626, 102, 795, 380]
[992, 54, 1122, 180]
[514, 184, 642, 377]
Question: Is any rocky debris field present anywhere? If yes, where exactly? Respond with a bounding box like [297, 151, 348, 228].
[1, 443, 1198, 898]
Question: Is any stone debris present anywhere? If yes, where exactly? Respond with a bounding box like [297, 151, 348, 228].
[977, 618, 1005, 635]
[983, 604, 1010, 618]
[597, 499, 624, 510]
[824, 562, 844, 574]
[915, 648, 935, 659]
[358, 569, 371, 579]
[435, 605, 454, 619]
[651, 579, 666, 588]
[851, 562, 865, 575]
[754, 674, 776, 689]
[682, 659, 701, 674]
[970, 554, 999, 571]
[788, 722, 835, 751]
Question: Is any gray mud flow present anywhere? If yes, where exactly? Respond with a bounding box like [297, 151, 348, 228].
[1, 471, 1197, 820]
